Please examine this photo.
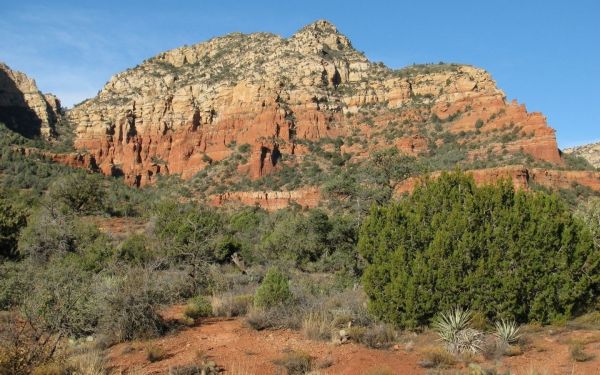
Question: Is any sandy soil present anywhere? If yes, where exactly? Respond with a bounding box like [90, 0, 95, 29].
[107, 307, 600, 375]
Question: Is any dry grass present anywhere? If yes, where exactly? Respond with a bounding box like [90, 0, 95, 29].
[301, 311, 332, 341]
[523, 368, 550, 375]
[167, 364, 202, 375]
[183, 296, 213, 320]
[244, 305, 303, 331]
[418, 346, 457, 369]
[561, 331, 600, 346]
[146, 345, 167, 363]
[348, 324, 397, 349]
[316, 356, 334, 369]
[569, 341, 594, 362]
[67, 349, 107, 375]
[503, 344, 523, 357]
[211, 293, 253, 318]
[470, 311, 490, 330]
[31, 363, 68, 375]
[273, 350, 313, 375]
[244, 308, 272, 330]
[569, 311, 600, 330]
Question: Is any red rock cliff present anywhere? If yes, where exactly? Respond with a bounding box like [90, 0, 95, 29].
[68, 20, 564, 187]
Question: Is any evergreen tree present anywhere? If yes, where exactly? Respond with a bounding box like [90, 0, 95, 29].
[359, 171, 599, 328]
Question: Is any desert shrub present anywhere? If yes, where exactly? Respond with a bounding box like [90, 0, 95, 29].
[563, 153, 596, 170]
[301, 311, 332, 341]
[0, 311, 69, 375]
[370, 147, 418, 189]
[153, 200, 227, 265]
[237, 143, 251, 154]
[18, 211, 113, 269]
[30, 362, 70, 375]
[98, 268, 168, 342]
[245, 304, 303, 331]
[273, 350, 313, 375]
[576, 197, 600, 249]
[324, 288, 373, 328]
[211, 293, 253, 318]
[20, 258, 100, 338]
[46, 173, 105, 214]
[18, 207, 75, 261]
[260, 209, 331, 267]
[115, 233, 152, 265]
[359, 171, 599, 328]
[66, 349, 106, 375]
[184, 296, 213, 319]
[0, 262, 27, 309]
[146, 345, 167, 363]
[570, 311, 600, 330]
[68, 221, 114, 272]
[418, 346, 457, 369]
[469, 311, 490, 331]
[0, 193, 27, 259]
[103, 180, 149, 217]
[168, 364, 202, 375]
[570, 342, 594, 362]
[254, 268, 292, 309]
[348, 323, 397, 349]
[502, 344, 523, 356]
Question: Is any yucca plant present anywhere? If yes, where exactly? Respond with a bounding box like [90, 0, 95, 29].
[494, 319, 521, 346]
[454, 328, 484, 354]
[432, 307, 472, 343]
[432, 307, 482, 353]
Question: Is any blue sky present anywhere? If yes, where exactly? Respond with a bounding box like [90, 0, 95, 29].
[0, 1, 598, 147]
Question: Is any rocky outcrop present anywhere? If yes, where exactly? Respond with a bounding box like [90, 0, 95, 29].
[14, 147, 98, 171]
[205, 165, 600, 210]
[68, 20, 564, 186]
[395, 165, 600, 195]
[564, 141, 600, 168]
[0, 62, 61, 138]
[208, 187, 320, 211]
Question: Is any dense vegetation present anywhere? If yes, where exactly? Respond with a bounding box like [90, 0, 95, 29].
[0, 121, 599, 373]
[359, 172, 600, 328]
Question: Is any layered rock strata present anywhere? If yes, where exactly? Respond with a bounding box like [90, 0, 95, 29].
[68, 20, 563, 186]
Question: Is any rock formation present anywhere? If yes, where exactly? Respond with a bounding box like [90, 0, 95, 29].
[13, 146, 98, 171]
[0, 62, 62, 139]
[207, 166, 600, 211]
[395, 166, 600, 195]
[208, 187, 321, 211]
[68, 20, 564, 187]
[564, 141, 600, 168]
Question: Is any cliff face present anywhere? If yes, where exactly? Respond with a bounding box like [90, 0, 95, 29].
[0, 62, 61, 139]
[205, 166, 600, 211]
[564, 141, 600, 168]
[68, 20, 563, 187]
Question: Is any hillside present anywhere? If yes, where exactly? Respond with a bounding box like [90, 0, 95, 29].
[68, 20, 567, 190]
[564, 141, 600, 168]
[0, 62, 62, 139]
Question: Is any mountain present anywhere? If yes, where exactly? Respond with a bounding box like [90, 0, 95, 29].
[0, 62, 62, 139]
[68, 20, 564, 188]
[564, 141, 600, 168]
[1, 20, 597, 208]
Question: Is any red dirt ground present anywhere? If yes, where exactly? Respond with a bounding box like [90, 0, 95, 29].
[107, 307, 600, 375]
[108, 318, 423, 374]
